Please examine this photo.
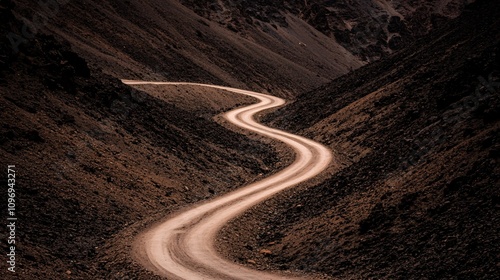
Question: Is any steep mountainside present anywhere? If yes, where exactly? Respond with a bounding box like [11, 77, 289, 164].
[2, 0, 496, 279]
[1, 1, 289, 278]
[10, 0, 362, 97]
[180, 0, 472, 61]
[220, 0, 499, 278]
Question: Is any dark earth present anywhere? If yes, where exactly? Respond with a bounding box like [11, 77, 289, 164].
[220, 1, 499, 279]
[1, 0, 499, 279]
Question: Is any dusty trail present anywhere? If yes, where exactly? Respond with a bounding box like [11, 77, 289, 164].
[123, 80, 333, 280]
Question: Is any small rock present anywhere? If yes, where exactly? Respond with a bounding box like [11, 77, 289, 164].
[247, 259, 256, 265]
[259, 249, 272, 255]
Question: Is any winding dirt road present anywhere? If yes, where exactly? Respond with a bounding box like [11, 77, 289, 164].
[122, 80, 332, 280]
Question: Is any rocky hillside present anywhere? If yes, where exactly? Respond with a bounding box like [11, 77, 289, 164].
[1, 1, 287, 278]
[10, 0, 362, 97]
[219, 0, 499, 278]
[180, 0, 473, 62]
[2, 0, 496, 279]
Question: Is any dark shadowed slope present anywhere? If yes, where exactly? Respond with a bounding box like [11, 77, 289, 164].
[220, 1, 499, 279]
[179, 0, 472, 62]
[11, 0, 361, 97]
[1, 1, 285, 278]
[2, 0, 496, 279]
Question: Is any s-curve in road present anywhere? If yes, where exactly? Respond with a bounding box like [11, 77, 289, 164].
[122, 80, 333, 280]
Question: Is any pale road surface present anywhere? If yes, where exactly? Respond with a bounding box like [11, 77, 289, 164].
[122, 80, 333, 280]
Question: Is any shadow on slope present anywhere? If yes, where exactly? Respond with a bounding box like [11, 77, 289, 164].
[220, 0, 499, 278]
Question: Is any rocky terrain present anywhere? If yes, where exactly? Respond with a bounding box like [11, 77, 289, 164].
[10, 0, 362, 98]
[1, 1, 288, 278]
[1, 0, 498, 279]
[219, 0, 499, 278]
[179, 0, 473, 62]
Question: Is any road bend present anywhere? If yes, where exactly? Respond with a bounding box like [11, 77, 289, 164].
[122, 80, 332, 280]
